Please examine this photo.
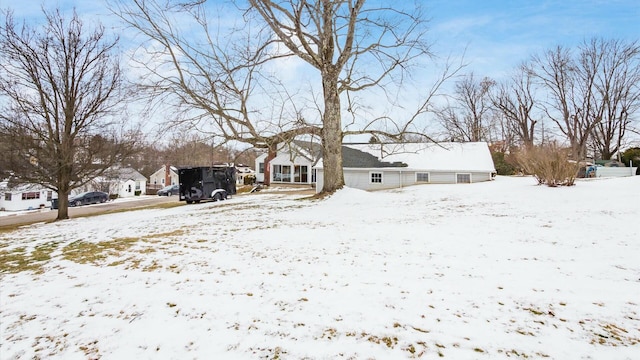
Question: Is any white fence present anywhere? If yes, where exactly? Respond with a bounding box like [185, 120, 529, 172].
[596, 167, 638, 177]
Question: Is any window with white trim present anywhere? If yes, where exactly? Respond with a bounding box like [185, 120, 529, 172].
[370, 172, 383, 183]
[22, 192, 40, 200]
[456, 173, 471, 184]
[273, 165, 282, 181]
[4, 193, 11, 201]
[416, 172, 430, 183]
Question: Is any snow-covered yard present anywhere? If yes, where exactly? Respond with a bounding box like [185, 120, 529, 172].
[1, 176, 639, 359]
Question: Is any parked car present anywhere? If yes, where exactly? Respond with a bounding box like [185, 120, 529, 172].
[157, 184, 179, 196]
[68, 191, 109, 207]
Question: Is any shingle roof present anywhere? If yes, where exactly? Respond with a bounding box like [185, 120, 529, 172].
[342, 146, 407, 168]
[111, 167, 147, 181]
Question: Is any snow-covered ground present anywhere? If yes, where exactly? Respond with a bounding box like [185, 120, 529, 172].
[1, 176, 638, 359]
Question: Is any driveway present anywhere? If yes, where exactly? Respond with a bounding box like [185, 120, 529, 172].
[0, 195, 180, 229]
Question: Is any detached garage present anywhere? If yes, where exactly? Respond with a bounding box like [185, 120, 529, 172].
[314, 142, 496, 192]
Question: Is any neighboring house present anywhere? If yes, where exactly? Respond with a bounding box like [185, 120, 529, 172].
[0, 181, 54, 211]
[314, 142, 496, 193]
[113, 167, 147, 197]
[149, 165, 179, 188]
[89, 167, 148, 198]
[255, 140, 321, 185]
[235, 164, 256, 185]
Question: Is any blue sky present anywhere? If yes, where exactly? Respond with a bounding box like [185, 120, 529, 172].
[2, 0, 637, 80]
[426, 0, 639, 77]
[2, 0, 639, 144]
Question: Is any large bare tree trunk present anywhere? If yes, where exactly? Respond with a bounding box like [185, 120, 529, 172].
[321, 74, 344, 193]
[57, 179, 71, 220]
[263, 147, 276, 186]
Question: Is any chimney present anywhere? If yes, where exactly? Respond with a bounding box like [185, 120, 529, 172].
[165, 164, 171, 185]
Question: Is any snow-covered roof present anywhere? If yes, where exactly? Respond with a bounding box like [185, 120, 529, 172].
[0, 180, 48, 193]
[108, 167, 147, 182]
[316, 142, 495, 172]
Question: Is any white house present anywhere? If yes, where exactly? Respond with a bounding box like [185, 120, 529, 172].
[112, 167, 147, 198]
[87, 167, 148, 198]
[254, 140, 321, 185]
[235, 164, 256, 185]
[0, 181, 54, 211]
[149, 165, 179, 188]
[314, 142, 496, 193]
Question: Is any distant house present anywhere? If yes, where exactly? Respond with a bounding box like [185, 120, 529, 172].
[113, 167, 147, 197]
[0, 181, 54, 211]
[314, 142, 496, 193]
[149, 165, 179, 189]
[235, 164, 256, 185]
[254, 140, 321, 185]
[89, 167, 148, 198]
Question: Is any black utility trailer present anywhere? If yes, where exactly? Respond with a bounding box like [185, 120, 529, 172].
[178, 166, 236, 204]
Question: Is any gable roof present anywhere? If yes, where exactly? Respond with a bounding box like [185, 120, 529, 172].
[290, 140, 323, 163]
[109, 167, 147, 182]
[317, 142, 495, 172]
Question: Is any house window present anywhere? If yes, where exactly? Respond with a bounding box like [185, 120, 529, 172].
[22, 192, 40, 200]
[370, 172, 383, 183]
[4, 193, 11, 201]
[258, 162, 264, 174]
[161, 178, 165, 184]
[294, 165, 308, 183]
[456, 173, 471, 184]
[416, 172, 430, 183]
[47, 191, 53, 201]
[272, 165, 282, 181]
[281, 165, 291, 182]
[311, 169, 316, 183]
[135, 181, 141, 190]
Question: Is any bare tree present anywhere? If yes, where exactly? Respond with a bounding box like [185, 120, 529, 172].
[110, 0, 454, 194]
[436, 73, 495, 142]
[110, 0, 321, 187]
[583, 38, 640, 160]
[529, 39, 640, 160]
[490, 65, 538, 149]
[528, 45, 596, 159]
[0, 8, 139, 220]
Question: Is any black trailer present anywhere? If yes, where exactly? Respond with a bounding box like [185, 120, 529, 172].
[178, 166, 236, 204]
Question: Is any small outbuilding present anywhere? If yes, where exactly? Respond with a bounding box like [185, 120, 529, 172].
[314, 142, 496, 192]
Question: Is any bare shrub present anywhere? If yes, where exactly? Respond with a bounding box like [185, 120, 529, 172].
[515, 143, 580, 186]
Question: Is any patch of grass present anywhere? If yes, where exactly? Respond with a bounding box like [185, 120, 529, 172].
[99, 201, 186, 216]
[0, 241, 59, 274]
[62, 237, 139, 264]
[0, 224, 28, 235]
[591, 322, 639, 346]
[2, 221, 188, 274]
[366, 334, 398, 348]
[62, 229, 187, 267]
